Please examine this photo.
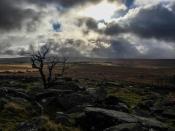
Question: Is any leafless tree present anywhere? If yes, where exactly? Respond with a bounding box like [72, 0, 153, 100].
[60, 56, 69, 77]
[31, 45, 58, 88]
[47, 56, 59, 85]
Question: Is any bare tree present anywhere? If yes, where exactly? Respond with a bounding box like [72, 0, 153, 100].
[60, 56, 69, 77]
[31, 45, 58, 88]
[47, 56, 59, 85]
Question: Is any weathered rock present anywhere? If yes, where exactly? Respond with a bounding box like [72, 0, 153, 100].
[134, 99, 157, 117]
[135, 100, 154, 111]
[0, 98, 8, 110]
[35, 89, 74, 101]
[104, 123, 144, 131]
[57, 92, 95, 110]
[105, 82, 120, 87]
[77, 107, 167, 131]
[150, 107, 164, 115]
[77, 107, 138, 131]
[40, 96, 60, 113]
[0, 87, 30, 100]
[101, 104, 129, 113]
[53, 80, 84, 91]
[55, 112, 72, 126]
[134, 108, 152, 117]
[97, 96, 129, 112]
[167, 127, 175, 131]
[103, 96, 122, 105]
[95, 86, 107, 101]
[66, 105, 87, 113]
[162, 109, 175, 118]
[85, 107, 138, 123]
[135, 116, 167, 129]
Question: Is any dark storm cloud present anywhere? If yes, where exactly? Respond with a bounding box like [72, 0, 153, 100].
[77, 17, 98, 29]
[143, 47, 175, 59]
[129, 3, 175, 41]
[105, 2, 175, 41]
[0, 0, 40, 31]
[85, 18, 98, 30]
[29, 0, 133, 9]
[0, 0, 134, 31]
[42, 38, 85, 57]
[105, 22, 126, 35]
[29, 0, 102, 8]
[92, 39, 140, 58]
[0, 48, 29, 56]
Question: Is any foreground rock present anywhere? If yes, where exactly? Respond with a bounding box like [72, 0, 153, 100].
[77, 107, 168, 131]
[57, 92, 95, 111]
[53, 79, 85, 91]
[104, 123, 145, 131]
[96, 96, 129, 112]
[37, 90, 95, 113]
[55, 112, 72, 126]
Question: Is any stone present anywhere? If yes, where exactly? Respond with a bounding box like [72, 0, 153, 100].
[55, 112, 71, 126]
[104, 123, 144, 131]
[77, 107, 167, 131]
[97, 96, 129, 112]
[135, 116, 167, 129]
[103, 96, 122, 105]
[77, 107, 138, 131]
[57, 92, 95, 111]
[95, 86, 107, 101]
[0, 98, 8, 110]
[85, 107, 138, 123]
[162, 109, 175, 118]
[53, 80, 83, 91]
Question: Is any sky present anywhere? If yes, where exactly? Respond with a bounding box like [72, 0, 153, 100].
[0, 0, 175, 58]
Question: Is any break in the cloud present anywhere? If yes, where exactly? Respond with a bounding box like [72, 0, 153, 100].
[0, 0, 175, 58]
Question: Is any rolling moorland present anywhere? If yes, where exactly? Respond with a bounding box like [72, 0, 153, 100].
[0, 58, 175, 131]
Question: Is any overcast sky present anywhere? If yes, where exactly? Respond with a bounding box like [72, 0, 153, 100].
[0, 0, 175, 58]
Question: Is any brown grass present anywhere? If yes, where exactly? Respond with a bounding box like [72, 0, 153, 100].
[0, 63, 175, 86]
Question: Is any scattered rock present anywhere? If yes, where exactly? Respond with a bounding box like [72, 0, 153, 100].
[103, 96, 122, 105]
[35, 89, 74, 101]
[53, 80, 84, 91]
[135, 116, 167, 129]
[95, 86, 107, 101]
[104, 123, 144, 131]
[77, 107, 167, 131]
[55, 112, 72, 126]
[106, 82, 120, 87]
[57, 92, 95, 110]
[0, 98, 8, 110]
[162, 109, 175, 118]
[84, 107, 137, 123]
[97, 96, 129, 112]
[77, 107, 138, 131]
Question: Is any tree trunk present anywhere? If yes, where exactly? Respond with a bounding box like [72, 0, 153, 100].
[39, 68, 47, 89]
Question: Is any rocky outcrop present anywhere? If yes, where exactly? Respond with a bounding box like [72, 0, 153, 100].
[77, 107, 167, 131]
[104, 123, 144, 131]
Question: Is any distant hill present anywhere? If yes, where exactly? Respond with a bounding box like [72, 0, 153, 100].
[0, 57, 175, 68]
[0, 57, 31, 64]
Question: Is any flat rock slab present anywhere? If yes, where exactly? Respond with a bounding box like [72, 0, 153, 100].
[104, 123, 143, 131]
[84, 107, 167, 130]
[85, 107, 138, 123]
